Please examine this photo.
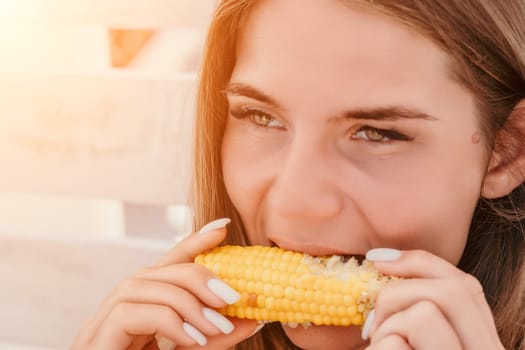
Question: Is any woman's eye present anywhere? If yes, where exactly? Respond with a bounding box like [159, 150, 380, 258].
[230, 107, 284, 128]
[251, 113, 281, 127]
[352, 126, 411, 143]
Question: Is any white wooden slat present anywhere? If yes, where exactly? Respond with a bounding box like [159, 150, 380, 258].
[0, 236, 168, 348]
[0, 193, 125, 238]
[0, 0, 216, 28]
[0, 71, 196, 205]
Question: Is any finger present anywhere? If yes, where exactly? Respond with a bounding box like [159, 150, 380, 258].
[143, 338, 160, 350]
[71, 317, 98, 348]
[178, 319, 261, 350]
[371, 276, 498, 349]
[86, 264, 240, 345]
[128, 335, 157, 350]
[156, 218, 231, 266]
[371, 249, 495, 321]
[72, 218, 232, 348]
[135, 263, 239, 308]
[113, 279, 230, 336]
[367, 249, 463, 279]
[366, 334, 412, 350]
[370, 300, 462, 350]
[92, 303, 199, 349]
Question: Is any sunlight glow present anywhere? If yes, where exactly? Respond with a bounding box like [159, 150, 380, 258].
[0, 0, 15, 11]
[0, 0, 37, 17]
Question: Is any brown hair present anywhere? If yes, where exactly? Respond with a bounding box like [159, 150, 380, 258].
[192, 0, 525, 348]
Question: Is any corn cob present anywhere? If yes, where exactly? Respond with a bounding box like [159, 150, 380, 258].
[194, 245, 392, 327]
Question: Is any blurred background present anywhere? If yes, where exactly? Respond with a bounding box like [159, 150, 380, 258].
[0, 1, 216, 348]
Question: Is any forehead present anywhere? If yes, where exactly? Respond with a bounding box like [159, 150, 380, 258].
[235, 0, 451, 74]
[230, 0, 475, 121]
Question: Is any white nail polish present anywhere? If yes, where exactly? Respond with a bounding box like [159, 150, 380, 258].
[199, 218, 231, 234]
[361, 309, 375, 340]
[208, 279, 240, 304]
[203, 307, 234, 334]
[366, 248, 402, 262]
[182, 322, 207, 346]
[249, 323, 265, 337]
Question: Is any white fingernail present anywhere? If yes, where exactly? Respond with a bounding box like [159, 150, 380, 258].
[249, 323, 265, 337]
[182, 322, 207, 346]
[203, 307, 234, 334]
[199, 218, 231, 234]
[208, 279, 240, 304]
[366, 248, 402, 262]
[361, 309, 375, 340]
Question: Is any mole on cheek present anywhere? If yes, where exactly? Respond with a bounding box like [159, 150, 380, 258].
[471, 132, 481, 144]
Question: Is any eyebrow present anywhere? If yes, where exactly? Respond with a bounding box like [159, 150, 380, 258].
[224, 82, 281, 109]
[341, 107, 438, 122]
[224, 82, 438, 121]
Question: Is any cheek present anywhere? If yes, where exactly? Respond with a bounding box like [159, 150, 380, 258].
[360, 155, 483, 263]
[370, 198, 473, 263]
[221, 127, 269, 218]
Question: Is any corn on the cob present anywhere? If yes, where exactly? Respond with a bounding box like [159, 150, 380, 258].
[194, 245, 392, 327]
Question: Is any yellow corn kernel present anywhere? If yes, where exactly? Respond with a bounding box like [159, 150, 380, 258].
[194, 245, 392, 327]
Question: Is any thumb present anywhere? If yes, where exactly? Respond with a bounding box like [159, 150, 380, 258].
[155, 218, 230, 267]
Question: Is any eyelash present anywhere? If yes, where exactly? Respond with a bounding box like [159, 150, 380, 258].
[229, 106, 412, 143]
[230, 107, 284, 129]
[352, 125, 413, 143]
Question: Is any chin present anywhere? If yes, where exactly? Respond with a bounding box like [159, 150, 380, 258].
[281, 324, 369, 350]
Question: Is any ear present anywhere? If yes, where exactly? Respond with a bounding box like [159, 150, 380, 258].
[482, 99, 525, 199]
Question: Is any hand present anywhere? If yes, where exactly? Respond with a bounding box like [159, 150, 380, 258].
[71, 219, 259, 349]
[362, 249, 504, 350]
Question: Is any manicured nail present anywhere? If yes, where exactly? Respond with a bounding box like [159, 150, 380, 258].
[361, 309, 375, 340]
[182, 322, 207, 346]
[366, 248, 402, 262]
[208, 279, 240, 304]
[199, 218, 231, 234]
[203, 307, 234, 334]
[249, 323, 265, 337]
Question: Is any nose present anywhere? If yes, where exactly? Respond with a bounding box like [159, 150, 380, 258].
[266, 139, 344, 220]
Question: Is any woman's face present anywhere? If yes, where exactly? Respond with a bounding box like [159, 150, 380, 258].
[221, 0, 487, 348]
